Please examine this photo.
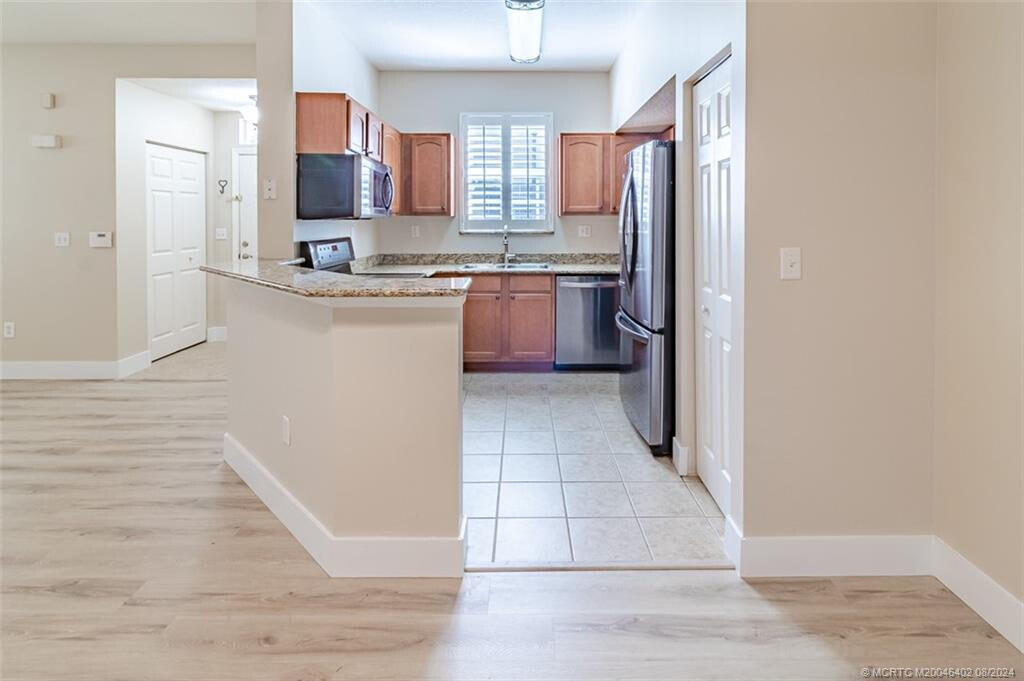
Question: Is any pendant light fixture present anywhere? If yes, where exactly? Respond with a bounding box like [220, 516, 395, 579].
[505, 0, 544, 64]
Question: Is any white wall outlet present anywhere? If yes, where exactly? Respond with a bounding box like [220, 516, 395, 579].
[32, 134, 62, 149]
[88, 231, 112, 248]
[578, 224, 592, 238]
[780, 247, 802, 280]
[54, 232, 70, 247]
[3, 322, 14, 339]
[215, 228, 228, 240]
[281, 415, 291, 446]
[262, 178, 277, 200]
[411, 224, 420, 238]
[40, 93, 55, 109]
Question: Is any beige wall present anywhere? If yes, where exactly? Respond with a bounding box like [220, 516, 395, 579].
[115, 80, 215, 358]
[1, 43, 254, 362]
[376, 71, 618, 255]
[933, 2, 1023, 599]
[610, 1, 746, 491]
[744, 2, 936, 536]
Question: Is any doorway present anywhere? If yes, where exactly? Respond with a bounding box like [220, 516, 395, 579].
[692, 56, 739, 519]
[231, 147, 258, 262]
[145, 142, 208, 360]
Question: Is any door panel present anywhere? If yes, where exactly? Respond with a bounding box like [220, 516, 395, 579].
[366, 112, 384, 161]
[507, 293, 554, 360]
[560, 134, 605, 214]
[693, 58, 736, 517]
[406, 134, 452, 215]
[382, 125, 403, 214]
[347, 99, 369, 155]
[235, 151, 258, 261]
[463, 293, 503, 361]
[146, 143, 207, 361]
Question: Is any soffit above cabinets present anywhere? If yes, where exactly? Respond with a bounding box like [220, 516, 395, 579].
[299, 0, 644, 71]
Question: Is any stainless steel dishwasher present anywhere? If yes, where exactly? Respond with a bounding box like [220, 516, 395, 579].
[555, 275, 621, 369]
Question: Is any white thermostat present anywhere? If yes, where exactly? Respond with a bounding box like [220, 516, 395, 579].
[32, 135, 62, 149]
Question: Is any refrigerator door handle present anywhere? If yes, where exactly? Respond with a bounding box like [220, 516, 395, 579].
[615, 311, 651, 345]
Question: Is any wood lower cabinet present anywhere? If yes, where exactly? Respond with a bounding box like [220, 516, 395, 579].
[459, 274, 554, 367]
[404, 133, 454, 216]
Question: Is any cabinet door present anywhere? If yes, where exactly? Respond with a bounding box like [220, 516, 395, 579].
[405, 134, 453, 216]
[507, 292, 554, 361]
[560, 134, 607, 214]
[608, 134, 655, 213]
[366, 112, 384, 162]
[382, 124, 403, 214]
[296, 93, 348, 153]
[464, 292, 504, 362]
[347, 99, 369, 155]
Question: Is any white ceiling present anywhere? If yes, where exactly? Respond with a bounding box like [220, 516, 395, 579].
[2, 1, 256, 44]
[316, 0, 643, 71]
[129, 78, 258, 112]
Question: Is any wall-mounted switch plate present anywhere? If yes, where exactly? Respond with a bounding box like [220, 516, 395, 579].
[3, 322, 14, 339]
[215, 228, 228, 240]
[578, 224, 592, 238]
[262, 178, 277, 200]
[411, 224, 420, 238]
[88, 231, 112, 248]
[32, 134, 62, 149]
[40, 93, 55, 109]
[780, 247, 802, 280]
[281, 415, 291, 446]
[54, 232, 70, 247]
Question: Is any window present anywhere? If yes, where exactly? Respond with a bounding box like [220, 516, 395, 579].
[460, 112, 553, 233]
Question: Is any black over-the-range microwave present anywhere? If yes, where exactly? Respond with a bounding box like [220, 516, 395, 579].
[296, 153, 394, 220]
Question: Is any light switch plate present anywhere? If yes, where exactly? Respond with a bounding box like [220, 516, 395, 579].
[411, 224, 420, 238]
[3, 322, 14, 339]
[281, 415, 291, 446]
[578, 224, 592, 238]
[41, 93, 55, 109]
[215, 228, 228, 240]
[88, 231, 112, 248]
[54, 232, 70, 247]
[262, 178, 277, 200]
[32, 134, 62, 149]
[780, 247, 802, 280]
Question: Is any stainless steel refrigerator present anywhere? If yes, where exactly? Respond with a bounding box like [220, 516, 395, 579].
[615, 140, 674, 453]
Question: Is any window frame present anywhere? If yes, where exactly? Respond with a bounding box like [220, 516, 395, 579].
[459, 111, 555, 234]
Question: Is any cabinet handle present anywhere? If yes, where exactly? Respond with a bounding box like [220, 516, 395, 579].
[510, 294, 516, 299]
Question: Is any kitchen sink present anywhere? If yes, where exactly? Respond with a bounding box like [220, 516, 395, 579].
[459, 263, 551, 271]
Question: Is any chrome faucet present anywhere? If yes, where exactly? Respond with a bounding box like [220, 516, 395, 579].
[502, 225, 516, 266]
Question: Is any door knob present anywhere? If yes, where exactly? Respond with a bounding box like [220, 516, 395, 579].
[240, 253, 252, 260]
[701, 305, 711, 316]
[241, 241, 249, 247]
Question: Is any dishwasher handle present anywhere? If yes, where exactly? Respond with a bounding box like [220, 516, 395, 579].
[558, 280, 619, 289]
[615, 311, 651, 345]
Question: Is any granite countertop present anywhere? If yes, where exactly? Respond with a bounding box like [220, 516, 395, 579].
[355, 253, 621, 277]
[202, 259, 471, 298]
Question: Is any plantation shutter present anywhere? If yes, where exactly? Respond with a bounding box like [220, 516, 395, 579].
[464, 118, 504, 222]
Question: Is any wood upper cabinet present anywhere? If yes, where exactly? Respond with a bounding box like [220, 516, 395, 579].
[404, 133, 454, 216]
[295, 93, 348, 153]
[608, 134, 648, 213]
[381, 124, 403, 214]
[560, 134, 607, 215]
[347, 99, 370, 155]
[366, 112, 384, 162]
[459, 274, 554, 366]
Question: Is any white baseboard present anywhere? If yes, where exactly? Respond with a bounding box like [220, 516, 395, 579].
[223, 432, 466, 578]
[671, 437, 694, 476]
[932, 537, 1023, 653]
[738, 534, 934, 578]
[207, 326, 227, 342]
[1, 350, 151, 380]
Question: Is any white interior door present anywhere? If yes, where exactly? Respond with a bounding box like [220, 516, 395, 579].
[232, 148, 258, 261]
[146, 143, 207, 361]
[693, 58, 736, 516]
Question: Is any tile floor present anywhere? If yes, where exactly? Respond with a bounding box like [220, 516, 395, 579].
[462, 371, 730, 568]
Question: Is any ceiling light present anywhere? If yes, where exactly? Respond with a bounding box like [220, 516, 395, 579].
[505, 0, 544, 64]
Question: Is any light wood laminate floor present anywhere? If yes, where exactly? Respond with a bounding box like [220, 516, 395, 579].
[2, 343, 1021, 680]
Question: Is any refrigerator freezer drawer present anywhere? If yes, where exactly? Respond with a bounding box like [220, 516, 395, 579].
[616, 311, 666, 449]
